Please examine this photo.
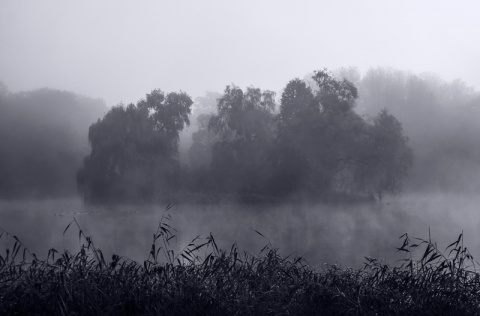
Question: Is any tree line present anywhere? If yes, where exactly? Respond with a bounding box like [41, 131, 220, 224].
[77, 70, 413, 203]
[3, 67, 478, 202]
[0, 84, 105, 198]
[351, 67, 480, 193]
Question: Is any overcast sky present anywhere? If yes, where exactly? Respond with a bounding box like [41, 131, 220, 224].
[1, 1, 479, 106]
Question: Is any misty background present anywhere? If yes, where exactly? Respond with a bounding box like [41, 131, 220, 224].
[1, 1, 480, 267]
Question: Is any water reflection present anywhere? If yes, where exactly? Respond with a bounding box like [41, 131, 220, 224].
[1, 194, 478, 268]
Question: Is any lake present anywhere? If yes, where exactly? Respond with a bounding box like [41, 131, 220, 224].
[1, 193, 479, 268]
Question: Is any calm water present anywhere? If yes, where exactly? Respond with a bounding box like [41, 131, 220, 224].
[1, 193, 479, 268]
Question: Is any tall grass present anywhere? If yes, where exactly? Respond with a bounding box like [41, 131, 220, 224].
[1, 206, 480, 315]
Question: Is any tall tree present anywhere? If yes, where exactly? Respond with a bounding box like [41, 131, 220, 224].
[355, 109, 413, 201]
[274, 70, 364, 197]
[273, 78, 319, 195]
[208, 85, 276, 195]
[77, 90, 192, 203]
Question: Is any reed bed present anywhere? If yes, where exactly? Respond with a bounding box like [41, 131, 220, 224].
[1, 206, 480, 315]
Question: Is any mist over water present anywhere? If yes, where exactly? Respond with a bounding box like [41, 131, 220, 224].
[1, 62, 479, 270]
[1, 193, 478, 268]
[2, 4, 480, 314]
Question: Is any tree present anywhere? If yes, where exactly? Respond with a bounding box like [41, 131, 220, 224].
[188, 113, 217, 169]
[209, 85, 275, 144]
[276, 78, 318, 146]
[137, 89, 192, 154]
[273, 78, 319, 195]
[208, 85, 276, 195]
[333, 66, 361, 88]
[187, 91, 222, 170]
[357, 67, 407, 117]
[312, 69, 358, 114]
[355, 109, 413, 201]
[191, 91, 221, 118]
[0, 88, 105, 199]
[77, 89, 192, 203]
[357, 67, 480, 193]
[274, 70, 364, 197]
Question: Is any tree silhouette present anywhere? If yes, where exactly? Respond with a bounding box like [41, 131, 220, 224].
[208, 85, 276, 195]
[77, 90, 192, 203]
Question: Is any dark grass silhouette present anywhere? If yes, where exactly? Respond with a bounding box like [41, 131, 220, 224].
[1, 206, 480, 315]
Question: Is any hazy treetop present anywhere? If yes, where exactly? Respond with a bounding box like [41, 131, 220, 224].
[1, 0, 479, 106]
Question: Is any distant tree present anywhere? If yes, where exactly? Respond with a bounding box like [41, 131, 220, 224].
[0, 88, 105, 199]
[356, 109, 413, 201]
[277, 78, 318, 144]
[77, 89, 192, 203]
[188, 113, 217, 169]
[274, 70, 365, 197]
[191, 91, 221, 118]
[208, 85, 276, 195]
[137, 89, 192, 154]
[187, 91, 221, 170]
[358, 67, 480, 193]
[312, 69, 358, 114]
[333, 66, 361, 88]
[273, 78, 319, 195]
[270, 68, 416, 201]
[209, 86, 275, 143]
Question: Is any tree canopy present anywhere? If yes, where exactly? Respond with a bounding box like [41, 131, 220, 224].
[0, 87, 105, 199]
[357, 67, 480, 193]
[77, 90, 192, 203]
[74, 71, 413, 203]
[270, 70, 412, 200]
[0, 70, 415, 203]
[10, 66, 480, 203]
[207, 86, 276, 196]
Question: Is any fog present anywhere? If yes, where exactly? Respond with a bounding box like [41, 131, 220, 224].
[1, 68, 480, 267]
[0, 87, 106, 198]
[1, 193, 479, 268]
[1, 2, 480, 269]
[2, 1, 479, 105]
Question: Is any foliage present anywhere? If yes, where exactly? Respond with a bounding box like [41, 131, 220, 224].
[2, 208, 480, 315]
[77, 90, 192, 203]
[0, 69, 416, 203]
[191, 91, 221, 118]
[271, 69, 412, 199]
[0, 87, 105, 199]
[358, 67, 480, 193]
[209, 85, 276, 143]
[273, 78, 322, 195]
[207, 85, 276, 195]
[355, 109, 414, 200]
[312, 69, 358, 114]
[168, 69, 414, 201]
[188, 113, 218, 169]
